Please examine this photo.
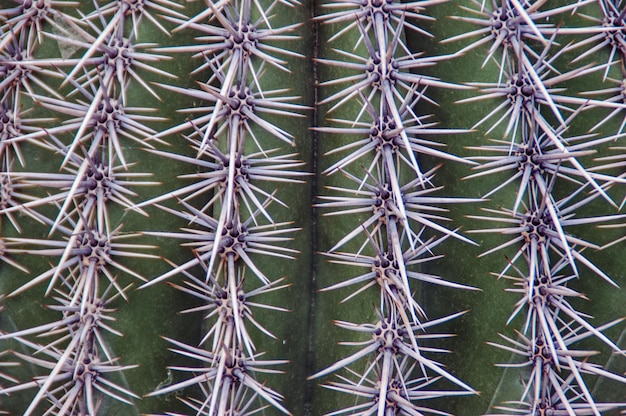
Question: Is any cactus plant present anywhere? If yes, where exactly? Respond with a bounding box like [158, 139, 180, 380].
[0, 1, 626, 416]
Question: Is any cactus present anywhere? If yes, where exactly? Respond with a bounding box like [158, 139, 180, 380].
[1, 1, 626, 416]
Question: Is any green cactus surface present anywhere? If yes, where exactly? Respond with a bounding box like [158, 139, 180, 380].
[0, 1, 626, 416]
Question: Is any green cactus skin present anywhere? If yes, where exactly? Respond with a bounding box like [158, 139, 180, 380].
[0, 1, 626, 416]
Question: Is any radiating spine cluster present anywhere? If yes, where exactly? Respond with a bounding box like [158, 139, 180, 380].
[311, 0, 482, 414]
[134, 0, 307, 414]
[448, 1, 626, 414]
[1, 0, 626, 415]
[0, 1, 182, 414]
[0, 1, 310, 414]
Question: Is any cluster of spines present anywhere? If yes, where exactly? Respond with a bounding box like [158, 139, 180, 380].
[133, 1, 307, 415]
[447, 1, 626, 414]
[311, 0, 482, 414]
[0, 1, 184, 414]
[2, 0, 626, 414]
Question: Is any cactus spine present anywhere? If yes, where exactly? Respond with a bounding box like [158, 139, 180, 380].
[1, 1, 626, 415]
